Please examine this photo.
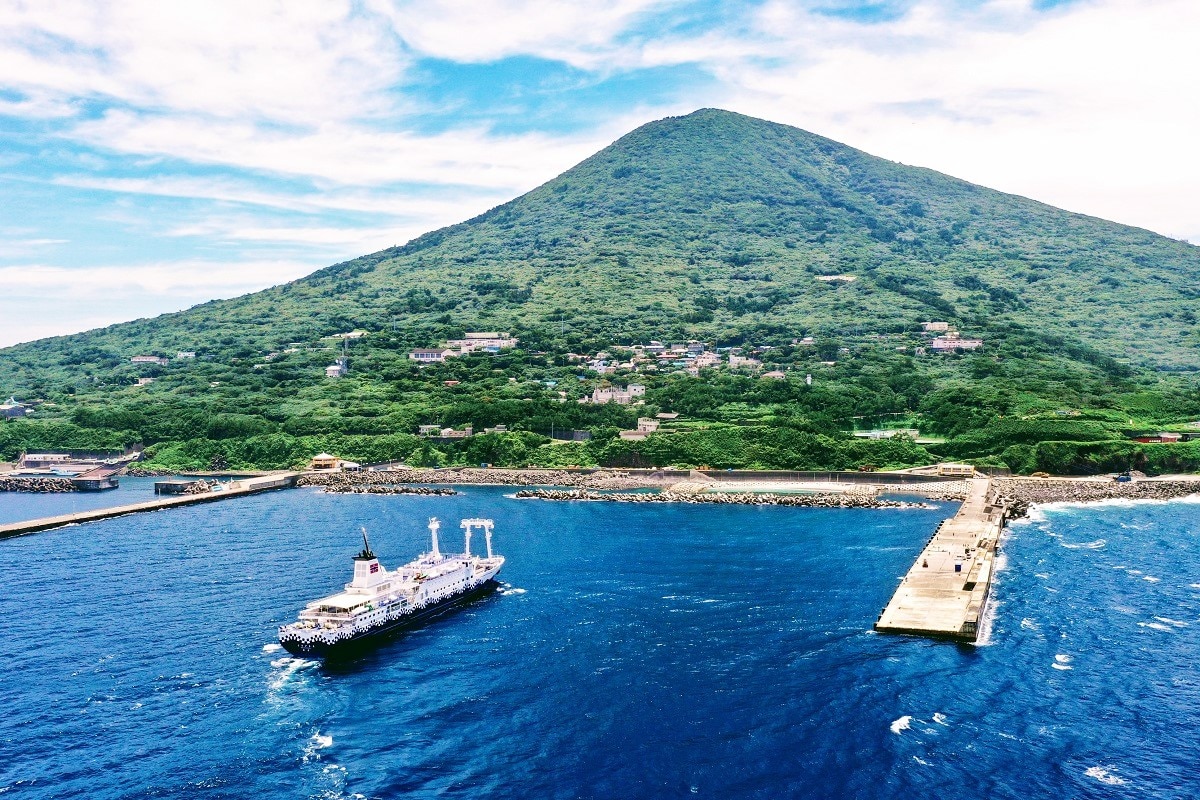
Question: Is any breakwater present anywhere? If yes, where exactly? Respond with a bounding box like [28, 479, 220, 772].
[0, 476, 78, 493]
[875, 477, 1004, 642]
[514, 488, 931, 509]
[317, 484, 459, 496]
[996, 477, 1200, 517]
[298, 468, 655, 490]
[0, 472, 298, 539]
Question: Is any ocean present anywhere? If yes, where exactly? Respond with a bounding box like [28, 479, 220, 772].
[1, 487, 1197, 799]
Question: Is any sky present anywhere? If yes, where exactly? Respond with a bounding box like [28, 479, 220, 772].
[1, 0, 1196, 348]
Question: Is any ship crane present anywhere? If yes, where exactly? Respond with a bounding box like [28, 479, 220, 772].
[428, 517, 441, 559]
[459, 518, 495, 558]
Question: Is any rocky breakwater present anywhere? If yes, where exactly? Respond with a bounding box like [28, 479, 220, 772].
[996, 477, 1200, 518]
[298, 468, 655, 491]
[313, 481, 458, 496]
[0, 476, 78, 493]
[514, 489, 931, 509]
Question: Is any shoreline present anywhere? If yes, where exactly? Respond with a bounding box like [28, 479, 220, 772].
[995, 477, 1200, 518]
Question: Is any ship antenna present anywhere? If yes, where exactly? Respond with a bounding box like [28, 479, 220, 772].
[358, 526, 376, 559]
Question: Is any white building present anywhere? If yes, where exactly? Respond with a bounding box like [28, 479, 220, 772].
[445, 332, 517, 352]
[409, 348, 455, 363]
[130, 355, 168, 366]
[325, 359, 348, 378]
[930, 336, 982, 352]
[921, 322, 951, 332]
[591, 384, 646, 404]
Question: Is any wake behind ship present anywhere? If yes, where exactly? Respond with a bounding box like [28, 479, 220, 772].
[279, 518, 504, 656]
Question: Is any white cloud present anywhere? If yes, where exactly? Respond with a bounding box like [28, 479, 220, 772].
[0, 258, 323, 347]
[369, 0, 666, 68]
[0, 0, 407, 122]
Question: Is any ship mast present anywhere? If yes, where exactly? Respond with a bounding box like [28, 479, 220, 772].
[357, 526, 375, 560]
[428, 517, 441, 559]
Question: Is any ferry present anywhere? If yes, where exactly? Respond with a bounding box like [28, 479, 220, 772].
[278, 518, 504, 656]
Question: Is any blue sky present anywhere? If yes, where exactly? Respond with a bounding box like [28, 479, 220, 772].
[0, 0, 1196, 347]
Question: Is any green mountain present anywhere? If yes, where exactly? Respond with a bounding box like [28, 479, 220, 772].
[2, 109, 1199, 473]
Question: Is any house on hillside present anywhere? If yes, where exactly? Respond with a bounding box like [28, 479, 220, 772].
[309, 453, 342, 470]
[176, 351, 196, 360]
[445, 332, 517, 353]
[930, 335, 982, 352]
[131, 355, 169, 366]
[762, 370, 787, 379]
[591, 384, 646, 404]
[1, 396, 27, 418]
[325, 358, 348, 378]
[921, 322, 951, 332]
[409, 348, 454, 363]
[620, 418, 660, 441]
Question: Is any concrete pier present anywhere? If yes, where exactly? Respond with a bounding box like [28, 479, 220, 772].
[0, 472, 298, 540]
[874, 477, 1006, 642]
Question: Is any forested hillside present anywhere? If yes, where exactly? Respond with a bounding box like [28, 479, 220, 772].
[2, 109, 1199, 473]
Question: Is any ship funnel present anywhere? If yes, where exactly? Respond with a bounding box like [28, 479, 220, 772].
[429, 517, 441, 558]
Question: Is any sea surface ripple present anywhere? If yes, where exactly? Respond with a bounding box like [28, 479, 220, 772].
[1, 486, 1198, 798]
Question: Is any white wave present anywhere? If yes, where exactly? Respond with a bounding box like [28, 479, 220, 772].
[303, 731, 334, 762]
[1139, 622, 1173, 632]
[1060, 539, 1106, 550]
[1154, 617, 1188, 627]
[890, 715, 912, 734]
[913, 756, 929, 766]
[1085, 766, 1127, 786]
[1038, 494, 1200, 515]
[932, 713, 948, 726]
[500, 587, 527, 596]
[1127, 569, 1143, 575]
[268, 657, 316, 692]
[1190, 583, 1200, 589]
[1020, 618, 1039, 631]
[1055, 654, 1073, 664]
[262, 643, 282, 653]
[1052, 663, 1072, 671]
[1034, 573, 1050, 579]
[1143, 576, 1161, 583]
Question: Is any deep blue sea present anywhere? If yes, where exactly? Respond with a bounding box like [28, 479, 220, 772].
[1, 487, 1198, 799]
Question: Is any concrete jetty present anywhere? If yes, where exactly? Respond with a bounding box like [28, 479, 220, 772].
[0, 472, 298, 540]
[874, 477, 1006, 642]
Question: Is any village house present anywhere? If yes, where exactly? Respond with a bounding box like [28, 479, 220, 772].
[921, 322, 951, 332]
[176, 351, 196, 360]
[417, 424, 442, 437]
[409, 348, 455, 363]
[619, 418, 660, 441]
[693, 352, 721, 368]
[136, 377, 156, 386]
[325, 358, 348, 378]
[445, 332, 517, 352]
[762, 370, 787, 380]
[130, 355, 169, 366]
[591, 384, 646, 405]
[728, 353, 762, 370]
[1, 396, 27, 418]
[930, 335, 983, 352]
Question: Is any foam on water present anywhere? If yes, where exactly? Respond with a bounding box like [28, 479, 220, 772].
[1059, 539, 1106, 550]
[890, 716, 912, 735]
[303, 731, 334, 762]
[1085, 766, 1127, 785]
[932, 713, 948, 726]
[1154, 617, 1188, 627]
[267, 656, 316, 692]
[1052, 654, 1073, 671]
[262, 643, 282, 653]
[1139, 622, 1173, 632]
[1143, 576, 1161, 583]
